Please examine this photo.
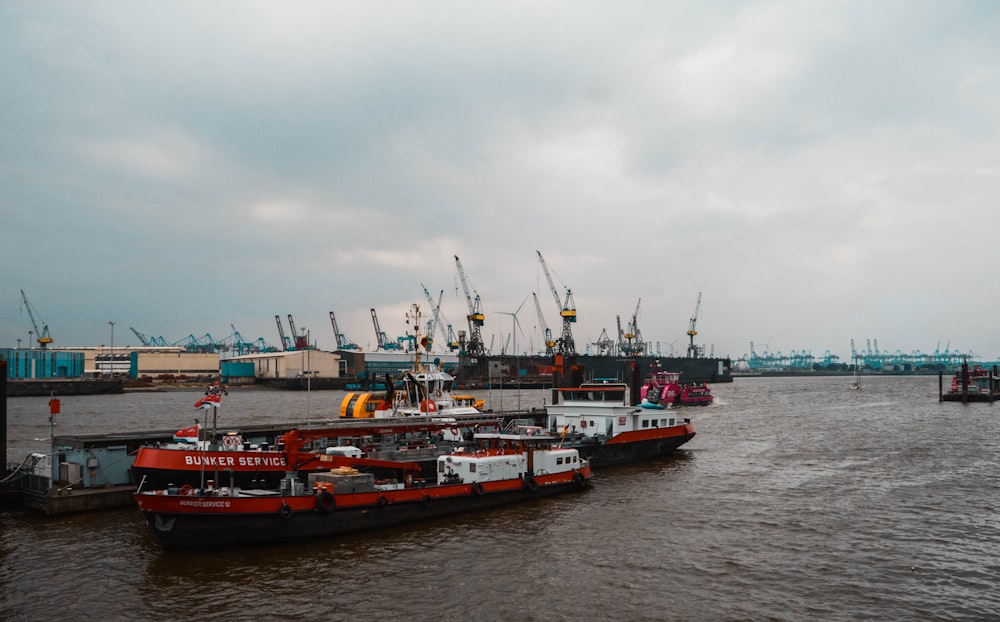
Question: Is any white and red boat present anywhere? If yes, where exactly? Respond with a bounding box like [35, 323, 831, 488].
[134, 429, 591, 549]
[546, 378, 696, 467]
[132, 375, 500, 490]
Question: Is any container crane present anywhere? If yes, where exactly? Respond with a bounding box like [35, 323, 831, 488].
[19, 289, 53, 348]
[535, 250, 576, 355]
[130, 327, 152, 347]
[329, 311, 359, 350]
[532, 292, 556, 356]
[687, 292, 702, 358]
[454, 255, 485, 356]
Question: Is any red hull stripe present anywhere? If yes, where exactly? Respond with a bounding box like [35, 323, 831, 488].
[135, 467, 592, 515]
[604, 423, 695, 445]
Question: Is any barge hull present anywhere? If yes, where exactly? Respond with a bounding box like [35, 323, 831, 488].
[141, 482, 586, 549]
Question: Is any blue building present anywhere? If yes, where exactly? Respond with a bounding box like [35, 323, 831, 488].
[1, 349, 85, 379]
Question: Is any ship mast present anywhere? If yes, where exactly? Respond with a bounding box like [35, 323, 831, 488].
[407, 303, 423, 372]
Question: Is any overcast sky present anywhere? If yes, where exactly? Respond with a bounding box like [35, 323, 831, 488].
[3, 1, 999, 362]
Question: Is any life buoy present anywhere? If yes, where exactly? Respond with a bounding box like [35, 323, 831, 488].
[278, 503, 293, 520]
[573, 472, 585, 487]
[472, 482, 485, 496]
[377, 495, 389, 507]
[580, 420, 587, 428]
[178, 484, 194, 496]
[450, 427, 461, 437]
[524, 476, 538, 492]
[316, 490, 335, 513]
[420, 399, 438, 413]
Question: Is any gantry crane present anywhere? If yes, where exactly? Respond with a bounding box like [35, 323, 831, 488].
[532, 291, 556, 356]
[329, 311, 359, 350]
[20, 289, 53, 348]
[535, 250, 576, 355]
[687, 292, 702, 358]
[454, 255, 485, 356]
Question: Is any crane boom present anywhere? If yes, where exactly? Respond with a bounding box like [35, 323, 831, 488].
[687, 292, 702, 358]
[371, 308, 386, 349]
[535, 251, 575, 355]
[275, 315, 288, 351]
[130, 327, 151, 347]
[287, 314, 308, 349]
[330, 312, 344, 349]
[454, 255, 485, 355]
[532, 292, 556, 356]
[20, 289, 53, 348]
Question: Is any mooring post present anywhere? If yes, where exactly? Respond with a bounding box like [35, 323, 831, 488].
[1, 359, 7, 468]
[939, 371, 943, 402]
[961, 361, 969, 403]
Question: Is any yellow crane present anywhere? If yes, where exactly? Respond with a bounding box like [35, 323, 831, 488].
[454, 255, 485, 356]
[20, 289, 53, 348]
[536, 250, 576, 355]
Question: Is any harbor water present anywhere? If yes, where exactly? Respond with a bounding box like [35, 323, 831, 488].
[3, 376, 999, 621]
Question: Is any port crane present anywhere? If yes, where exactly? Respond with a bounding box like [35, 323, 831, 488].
[20, 289, 53, 349]
[625, 298, 645, 356]
[287, 314, 309, 349]
[421, 284, 460, 352]
[371, 308, 400, 351]
[535, 250, 576, 355]
[454, 255, 486, 356]
[687, 292, 702, 358]
[130, 327, 169, 348]
[275, 315, 288, 350]
[329, 311, 359, 350]
[532, 292, 556, 356]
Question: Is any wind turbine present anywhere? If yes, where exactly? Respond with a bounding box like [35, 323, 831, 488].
[495, 295, 529, 410]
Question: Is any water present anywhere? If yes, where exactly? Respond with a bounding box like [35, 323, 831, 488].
[3, 376, 999, 621]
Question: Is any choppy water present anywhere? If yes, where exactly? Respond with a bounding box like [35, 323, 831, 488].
[3, 376, 999, 621]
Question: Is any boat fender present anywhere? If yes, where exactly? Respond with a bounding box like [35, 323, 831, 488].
[316, 491, 335, 513]
[377, 495, 389, 507]
[422, 494, 432, 507]
[472, 482, 485, 496]
[573, 472, 585, 487]
[524, 476, 538, 492]
[278, 503, 293, 520]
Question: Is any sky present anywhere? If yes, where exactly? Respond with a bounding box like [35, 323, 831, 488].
[2, 1, 1000, 363]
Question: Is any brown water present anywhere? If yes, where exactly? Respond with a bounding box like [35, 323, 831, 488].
[3, 377, 999, 621]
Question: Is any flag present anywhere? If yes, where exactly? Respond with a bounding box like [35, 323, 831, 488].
[194, 393, 222, 410]
[173, 424, 201, 443]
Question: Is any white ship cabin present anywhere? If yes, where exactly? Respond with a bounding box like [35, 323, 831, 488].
[547, 382, 685, 440]
[436, 432, 582, 484]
